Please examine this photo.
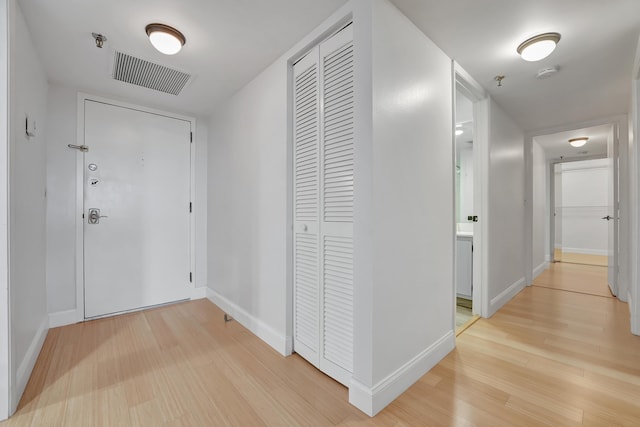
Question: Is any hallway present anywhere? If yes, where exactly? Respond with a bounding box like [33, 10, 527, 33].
[2, 263, 639, 425]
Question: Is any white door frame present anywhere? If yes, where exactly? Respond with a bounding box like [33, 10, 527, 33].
[548, 153, 608, 263]
[0, 0, 10, 419]
[453, 63, 490, 318]
[74, 93, 197, 321]
[526, 115, 628, 302]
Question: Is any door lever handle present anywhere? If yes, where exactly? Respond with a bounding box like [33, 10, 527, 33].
[67, 144, 89, 152]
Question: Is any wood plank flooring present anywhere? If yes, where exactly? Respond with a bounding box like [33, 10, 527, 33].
[3, 263, 640, 425]
[554, 250, 608, 267]
[534, 261, 611, 297]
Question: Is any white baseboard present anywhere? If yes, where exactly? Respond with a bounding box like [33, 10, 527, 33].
[190, 286, 207, 300]
[12, 316, 48, 414]
[561, 247, 608, 256]
[49, 309, 78, 328]
[206, 288, 289, 356]
[348, 331, 455, 416]
[533, 261, 549, 280]
[489, 277, 526, 317]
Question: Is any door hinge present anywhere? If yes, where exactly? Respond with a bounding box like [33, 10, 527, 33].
[189, 272, 193, 283]
[190, 132, 193, 143]
[189, 202, 192, 213]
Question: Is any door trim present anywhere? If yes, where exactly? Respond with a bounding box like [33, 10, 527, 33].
[525, 114, 628, 302]
[453, 62, 489, 318]
[74, 93, 197, 321]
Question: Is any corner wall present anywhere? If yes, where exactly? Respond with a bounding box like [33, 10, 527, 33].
[487, 99, 526, 315]
[351, 0, 455, 415]
[8, 0, 49, 412]
[206, 0, 456, 416]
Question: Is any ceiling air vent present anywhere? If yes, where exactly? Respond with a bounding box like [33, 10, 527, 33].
[112, 51, 191, 95]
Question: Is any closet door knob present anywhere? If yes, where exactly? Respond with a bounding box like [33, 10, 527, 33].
[303, 224, 308, 232]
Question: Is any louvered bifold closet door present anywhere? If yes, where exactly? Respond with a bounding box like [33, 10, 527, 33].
[318, 24, 354, 387]
[293, 49, 321, 366]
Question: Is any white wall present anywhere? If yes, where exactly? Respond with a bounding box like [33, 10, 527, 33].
[557, 159, 609, 255]
[44, 85, 77, 315]
[365, 0, 454, 411]
[8, 0, 49, 413]
[531, 140, 547, 276]
[487, 99, 525, 315]
[0, 0, 9, 419]
[207, 57, 290, 352]
[45, 84, 209, 318]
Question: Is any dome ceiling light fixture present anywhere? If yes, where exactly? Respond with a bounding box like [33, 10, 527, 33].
[569, 137, 589, 147]
[517, 32, 561, 62]
[145, 23, 186, 55]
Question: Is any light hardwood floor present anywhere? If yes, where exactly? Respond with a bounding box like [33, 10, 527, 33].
[534, 261, 611, 297]
[4, 266, 640, 425]
[554, 250, 608, 267]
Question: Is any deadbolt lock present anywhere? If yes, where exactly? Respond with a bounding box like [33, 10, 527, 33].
[88, 208, 108, 224]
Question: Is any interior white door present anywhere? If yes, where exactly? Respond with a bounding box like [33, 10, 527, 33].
[318, 25, 354, 385]
[293, 24, 354, 387]
[83, 100, 191, 318]
[293, 49, 321, 366]
[606, 125, 618, 296]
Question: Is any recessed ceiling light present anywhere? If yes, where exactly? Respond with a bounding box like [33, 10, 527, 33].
[517, 32, 561, 62]
[145, 23, 186, 55]
[568, 137, 589, 147]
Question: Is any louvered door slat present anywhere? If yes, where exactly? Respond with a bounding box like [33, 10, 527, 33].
[319, 24, 354, 383]
[323, 237, 354, 373]
[293, 24, 353, 387]
[293, 52, 320, 365]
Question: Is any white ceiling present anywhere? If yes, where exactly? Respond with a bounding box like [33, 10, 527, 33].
[18, 0, 347, 117]
[18, 0, 640, 133]
[534, 124, 611, 161]
[389, 0, 640, 132]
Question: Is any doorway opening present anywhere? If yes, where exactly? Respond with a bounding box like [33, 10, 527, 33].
[454, 87, 475, 331]
[532, 123, 617, 299]
[453, 67, 488, 334]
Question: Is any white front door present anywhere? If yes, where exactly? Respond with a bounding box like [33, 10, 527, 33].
[83, 100, 191, 319]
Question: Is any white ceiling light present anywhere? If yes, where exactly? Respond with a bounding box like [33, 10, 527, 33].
[517, 32, 561, 62]
[455, 129, 464, 136]
[145, 23, 186, 55]
[568, 137, 589, 147]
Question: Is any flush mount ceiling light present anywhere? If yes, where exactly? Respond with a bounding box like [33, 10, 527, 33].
[569, 137, 589, 147]
[145, 23, 186, 55]
[517, 32, 561, 62]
